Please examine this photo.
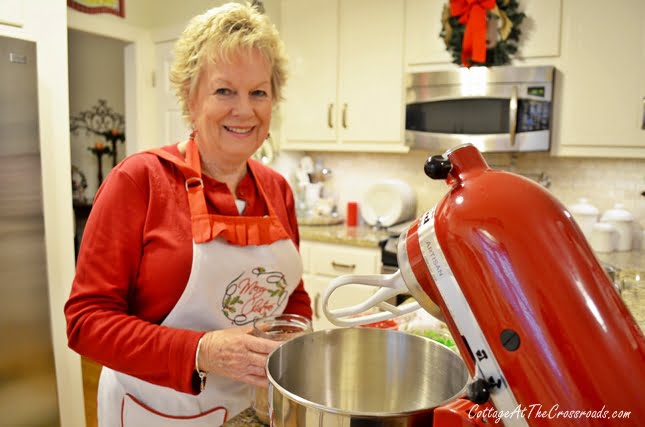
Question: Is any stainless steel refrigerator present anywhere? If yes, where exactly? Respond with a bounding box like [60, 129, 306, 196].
[0, 35, 60, 426]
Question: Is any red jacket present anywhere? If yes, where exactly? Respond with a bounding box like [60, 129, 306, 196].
[65, 144, 311, 394]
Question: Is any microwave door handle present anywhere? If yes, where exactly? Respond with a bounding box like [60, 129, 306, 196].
[509, 86, 518, 146]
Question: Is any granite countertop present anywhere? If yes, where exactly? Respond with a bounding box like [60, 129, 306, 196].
[300, 223, 645, 272]
[595, 250, 645, 273]
[222, 407, 266, 427]
[299, 223, 390, 248]
[596, 250, 644, 329]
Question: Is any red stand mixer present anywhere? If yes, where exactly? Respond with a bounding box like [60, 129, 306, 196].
[323, 143, 644, 426]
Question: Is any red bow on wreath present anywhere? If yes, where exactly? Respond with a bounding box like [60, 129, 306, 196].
[450, 0, 496, 67]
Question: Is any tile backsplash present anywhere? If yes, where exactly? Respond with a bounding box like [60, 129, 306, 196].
[273, 150, 645, 231]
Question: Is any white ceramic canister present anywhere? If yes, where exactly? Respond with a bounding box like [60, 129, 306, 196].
[600, 203, 634, 252]
[589, 222, 618, 253]
[568, 197, 599, 240]
[361, 179, 417, 227]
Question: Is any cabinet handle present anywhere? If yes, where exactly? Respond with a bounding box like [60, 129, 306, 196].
[641, 96, 645, 130]
[509, 86, 518, 146]
[314, 293, 320, 319]
[342, 103, 348, 129]
[331, 261, 356, 271]
[327, 103, 334, 129]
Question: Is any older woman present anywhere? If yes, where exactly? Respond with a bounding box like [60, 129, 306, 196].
[64, 3, 311, 426]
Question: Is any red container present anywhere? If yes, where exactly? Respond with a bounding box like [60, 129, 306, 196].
[346, 201, 358, 226]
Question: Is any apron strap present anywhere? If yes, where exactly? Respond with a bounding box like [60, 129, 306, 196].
[148, 139, 290, 245]
[147, 143, 212, 241]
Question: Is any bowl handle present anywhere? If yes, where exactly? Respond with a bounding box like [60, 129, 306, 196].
[322, 270, 420, 327]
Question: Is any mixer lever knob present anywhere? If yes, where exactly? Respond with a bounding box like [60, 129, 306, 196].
[466, 378, 491, 404]
[424, 155, 452, 180]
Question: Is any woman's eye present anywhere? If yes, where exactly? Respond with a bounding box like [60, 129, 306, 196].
[251, 90, 268, 98]
[214, 88, 232, 96]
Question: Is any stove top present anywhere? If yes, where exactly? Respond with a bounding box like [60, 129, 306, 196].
[379, 219, 414, 268]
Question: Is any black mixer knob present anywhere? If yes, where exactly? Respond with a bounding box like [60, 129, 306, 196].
[466, 378, 491, 404]
[424, 155, 452, 180]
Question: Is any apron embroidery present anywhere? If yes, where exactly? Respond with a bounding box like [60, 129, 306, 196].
[222, 266, 290, 324]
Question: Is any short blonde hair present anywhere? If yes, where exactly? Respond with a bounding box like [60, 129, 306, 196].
[170, 2, 288, 122]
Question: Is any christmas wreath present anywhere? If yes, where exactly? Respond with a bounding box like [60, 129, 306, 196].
[440, 0, 525, 67]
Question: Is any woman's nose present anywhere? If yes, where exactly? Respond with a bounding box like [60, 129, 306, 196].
[232, 95, 253, 117]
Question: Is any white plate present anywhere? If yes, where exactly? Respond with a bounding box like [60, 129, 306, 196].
[361, 179, 417, 227]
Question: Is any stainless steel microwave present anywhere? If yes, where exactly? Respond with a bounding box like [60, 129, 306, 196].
[405, 65, 555, 153]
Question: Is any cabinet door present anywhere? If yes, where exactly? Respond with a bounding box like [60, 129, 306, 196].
[338, 0, 404, 143]
[309, 242, 381, 276]
[281, 0, 338, 143]
[303, 273, 335, 331]
[556, 0, 645, 155]
[405, 0, 452, 66]
[516, 0, 562, 58]
[0, 0, 24, 27]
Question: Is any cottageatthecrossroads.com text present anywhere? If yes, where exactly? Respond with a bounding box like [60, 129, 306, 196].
[469, 404, 632, 424]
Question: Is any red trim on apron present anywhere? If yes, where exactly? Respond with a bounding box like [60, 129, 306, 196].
[121, 393, 227, 422]
[149, 140, 289, 244]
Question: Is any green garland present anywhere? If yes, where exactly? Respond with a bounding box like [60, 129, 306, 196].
[440, 0, 526, 67]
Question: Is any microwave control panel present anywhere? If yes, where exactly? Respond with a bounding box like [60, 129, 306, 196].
[517, 98, 551, 133]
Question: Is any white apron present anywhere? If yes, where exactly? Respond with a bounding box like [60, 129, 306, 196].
[97, 140, 303, 427]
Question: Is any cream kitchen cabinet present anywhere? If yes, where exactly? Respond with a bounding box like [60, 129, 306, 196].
[280, 0, 408, 153]
[404, 0, 453, 67]
[404, 0, 562, 68]
[0, 0, 24, 27]
[554, 0, 645, 158]
[300, 240, 381, 330]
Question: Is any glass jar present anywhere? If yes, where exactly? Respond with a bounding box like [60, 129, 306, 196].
[251, 313, 312, 425]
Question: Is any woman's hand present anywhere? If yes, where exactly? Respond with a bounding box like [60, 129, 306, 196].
[198, 326, 282, 387]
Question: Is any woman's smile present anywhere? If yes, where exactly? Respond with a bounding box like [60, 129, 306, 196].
[224, 125, 255, 135]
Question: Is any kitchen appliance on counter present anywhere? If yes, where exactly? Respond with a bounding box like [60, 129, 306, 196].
[322, 143, 644, 426]
[405, 66, 555, 153]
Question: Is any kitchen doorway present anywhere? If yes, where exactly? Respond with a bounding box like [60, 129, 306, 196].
[68, 29, 127, 258]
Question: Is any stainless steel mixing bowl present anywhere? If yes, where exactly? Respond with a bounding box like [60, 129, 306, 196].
[267, 327, 469, 426]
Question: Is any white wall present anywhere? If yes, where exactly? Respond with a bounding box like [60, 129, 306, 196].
[127, 0, 227, 29]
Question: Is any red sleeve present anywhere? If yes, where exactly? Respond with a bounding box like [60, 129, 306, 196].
[64, 157, 202, 394]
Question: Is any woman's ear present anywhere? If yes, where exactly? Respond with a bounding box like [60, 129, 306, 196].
[187, 98, 197, 123]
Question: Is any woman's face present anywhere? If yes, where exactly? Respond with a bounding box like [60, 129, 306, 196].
[189, 48, 273, 166]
